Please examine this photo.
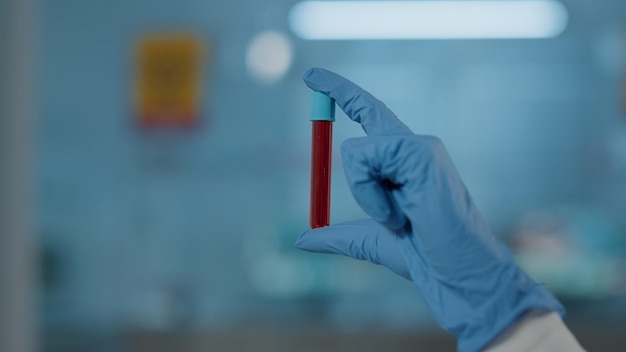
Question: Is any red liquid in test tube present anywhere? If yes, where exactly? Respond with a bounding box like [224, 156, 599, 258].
[309, 92, 335, 229]
[310, 120, 332, 228]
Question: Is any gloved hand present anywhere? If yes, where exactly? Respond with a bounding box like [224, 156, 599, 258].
[296, 68, 565, 352]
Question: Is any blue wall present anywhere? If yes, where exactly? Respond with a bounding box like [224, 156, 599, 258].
[39, 0, 626, 331]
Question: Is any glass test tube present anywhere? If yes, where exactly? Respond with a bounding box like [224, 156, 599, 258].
[310, 92, 335, 229]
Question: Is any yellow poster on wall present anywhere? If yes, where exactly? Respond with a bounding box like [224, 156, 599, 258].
[135, 34, 204, 129]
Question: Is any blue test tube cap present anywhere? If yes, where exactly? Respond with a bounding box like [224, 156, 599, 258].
[310, 92, 335, 122]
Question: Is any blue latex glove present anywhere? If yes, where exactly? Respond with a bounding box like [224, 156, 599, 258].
[296, 68, 565, 352]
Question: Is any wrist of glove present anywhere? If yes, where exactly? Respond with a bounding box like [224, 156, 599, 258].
[296, 67, 564, 352]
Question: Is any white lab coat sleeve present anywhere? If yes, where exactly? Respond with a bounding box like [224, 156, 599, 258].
[483, 310, 587, 352]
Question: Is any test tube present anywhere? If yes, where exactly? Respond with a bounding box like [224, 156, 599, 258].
[310, 92, 335, 229]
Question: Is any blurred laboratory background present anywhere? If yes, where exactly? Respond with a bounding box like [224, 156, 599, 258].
[2, 0, 626, 351]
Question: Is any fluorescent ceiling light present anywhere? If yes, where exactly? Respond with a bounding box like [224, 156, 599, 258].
[289, 1, 568, 40]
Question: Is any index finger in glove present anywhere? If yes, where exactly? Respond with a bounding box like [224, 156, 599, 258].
[303, 67, 413, 137]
